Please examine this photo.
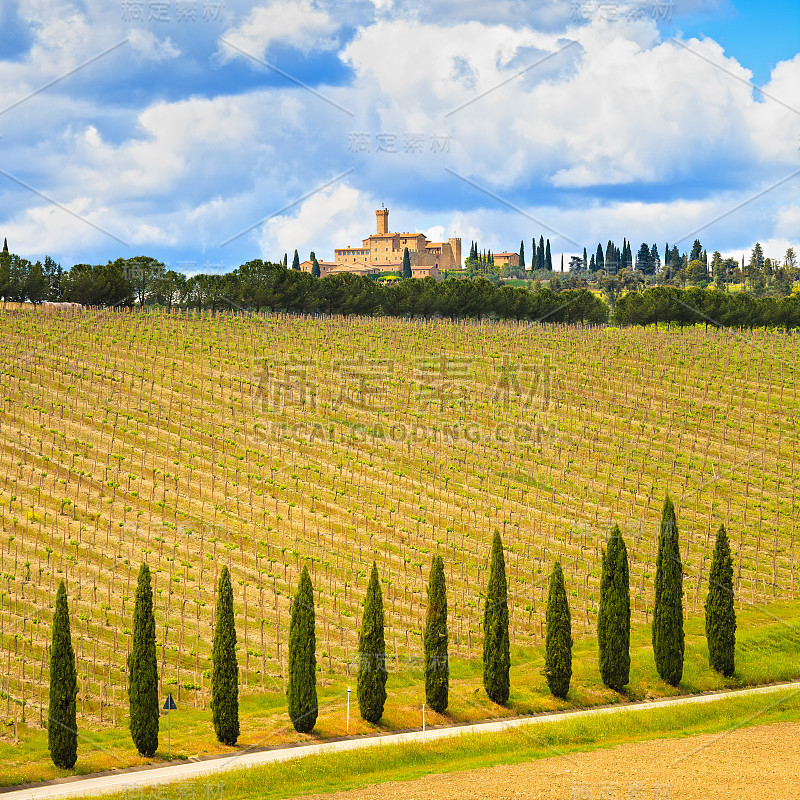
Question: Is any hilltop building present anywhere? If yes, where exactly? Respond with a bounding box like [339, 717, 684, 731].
[300, 208, 460, 279]
[493, 252, 520, 268]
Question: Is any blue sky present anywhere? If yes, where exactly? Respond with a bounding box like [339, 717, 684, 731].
[0, 0, 798, 272]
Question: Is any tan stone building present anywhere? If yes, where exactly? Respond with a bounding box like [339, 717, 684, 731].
[299, 208, 460, 280]
[493, 252, 520, 268]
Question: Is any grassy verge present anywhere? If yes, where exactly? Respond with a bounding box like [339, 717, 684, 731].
[107, 688, 800, 800]
[3, 598, 799, 787]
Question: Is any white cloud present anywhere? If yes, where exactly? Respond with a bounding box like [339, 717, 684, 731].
[218, 0, 339, 61]
[128, 29, 181, 61]
[1, 3, 798, 269]
[259, 182, 375, 260]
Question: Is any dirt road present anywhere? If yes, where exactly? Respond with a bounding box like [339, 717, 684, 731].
[300, 719, 800, 799]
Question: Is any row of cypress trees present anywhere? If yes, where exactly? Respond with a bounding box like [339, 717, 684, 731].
[47, 563, 240, 767]
[47, 497, 737, 766]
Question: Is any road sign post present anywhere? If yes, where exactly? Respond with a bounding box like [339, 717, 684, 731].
[346, 687, 351, 734]
[163, 693, 177, 758]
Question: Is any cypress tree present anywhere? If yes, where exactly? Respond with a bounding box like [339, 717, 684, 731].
[357, 562, 387, 723]
[424, 554, 448, 712]
[583, 247, 587, 270]
[518, 240, 525, 270]
[482, 530, 510, 705]
[544, 562, 572, 699]
[652, 496, 684, 686]
[596, 243, 604, 271]
[545, 239, 552, 272]
[212, 565, 239, 745]
[292, 249, 300, 271]
[2, 237, 7, 253]
[287, 564, 318, 733]
[597, 525, 630, 690]
[48, 581, 78, 769]
[128, 563, 158, 757]
[402, 247, 412, 279]
[538, 236, 545, 271]
[705, 525, 736, 677]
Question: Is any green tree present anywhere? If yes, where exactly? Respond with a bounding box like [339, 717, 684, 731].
[292, 250, 300, 271]
[545, 239, 552, 272]
[652, 496, 684, 686]
[482, 530, 510, 705]
[48, 581, 78, 769]
[687, 259, 708, 285]
[705, 525, 736, 677]
[544, 562, 572, 699]
[26, 259, 48, 304]
[357, 562, 387, 723]
[128, 564, 158, 756]
[311, 252, 321, 279]
[212, 566, 239, 745]
[288, 564, 318, 733]
[402, 247, 412, 279]
[747, 242, 766, 296]
[518, 240, 525, 270]
[597, 525, 630, 690]
[424, 554, 448, 713]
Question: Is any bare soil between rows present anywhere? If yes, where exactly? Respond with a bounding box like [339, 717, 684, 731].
[298, 719, 800, 799]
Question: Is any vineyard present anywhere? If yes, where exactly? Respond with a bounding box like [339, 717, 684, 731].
[0, 307, 797, 728]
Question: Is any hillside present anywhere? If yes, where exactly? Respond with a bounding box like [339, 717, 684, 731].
[0, 307, 796, 722]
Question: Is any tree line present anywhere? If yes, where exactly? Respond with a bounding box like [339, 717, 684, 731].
[47, 497, 736, 767]
[3, 236, 799, 328]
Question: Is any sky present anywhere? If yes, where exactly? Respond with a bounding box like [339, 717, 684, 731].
[0, 0, 798, 272]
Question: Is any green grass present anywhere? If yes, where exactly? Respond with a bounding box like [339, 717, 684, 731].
[103, 687, 800, 800]
[3, 598, 799, 788]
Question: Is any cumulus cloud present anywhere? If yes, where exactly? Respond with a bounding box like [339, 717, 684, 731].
[217, 0, 339, 61]
[1, 2, 798, 269]
[128, 29, 181, 61]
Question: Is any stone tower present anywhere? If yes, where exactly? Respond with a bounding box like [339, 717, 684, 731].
[376, 208, 389, 236]
[448, 237, 461, 267]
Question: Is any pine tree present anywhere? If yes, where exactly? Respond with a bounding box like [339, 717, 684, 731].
[544, 562, 572, 699]
[651, 243, 660, 272]
[128, 564, 158, 757]
[597, 525, 630, 690]
[48, 581, 78, 769]
[424, 555, 448, 712]
[292, 250, 300, 271]
[518, 240, 525, 270]
[402, 247, 412, 279]
[357, 562, 387, 723]
[482, 530, 510, 705]
[212, 565, 239, 745]
[288, 565, 318, 732]
[705, 525, 736, 677]
[652, 496, 684, 686]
